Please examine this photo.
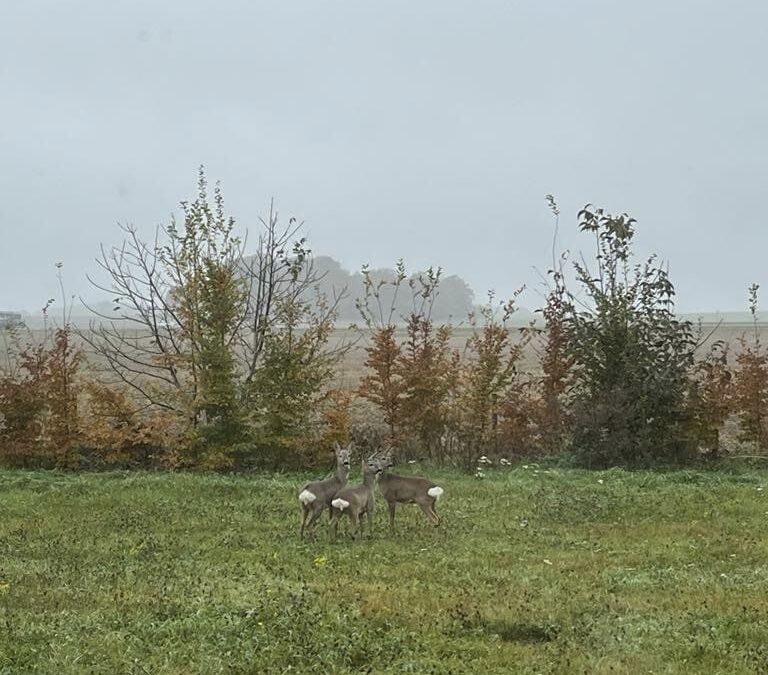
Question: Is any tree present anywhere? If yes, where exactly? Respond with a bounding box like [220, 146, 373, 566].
[454, 292, 529, 468]
[565, 205, 697, 467]
[732, 284, 768, 451]
[83, 168, 342, 466]
[688, 340, 732, 459]
[356, 261, 458, 457]
[244, 291, 340, 465]
[528, 195, 573, 456]
[0, 303, 82, 468]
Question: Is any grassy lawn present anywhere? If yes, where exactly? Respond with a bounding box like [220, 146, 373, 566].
[2, 466, 768, 674]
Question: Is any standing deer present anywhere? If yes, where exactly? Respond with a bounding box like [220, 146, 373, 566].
[329, 451, 384, 540]
[298, 442, 352, 538]
[378, 448, 444, 530]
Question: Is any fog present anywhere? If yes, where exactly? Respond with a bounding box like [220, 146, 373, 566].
[2, 0, 767, 314]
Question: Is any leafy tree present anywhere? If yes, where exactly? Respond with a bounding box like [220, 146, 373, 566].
[454, 292, 529, 468]
[528, 195, 573, 455]
[565, 205, 697, 467]
[356, 261, 458, 457]
[732, 284, 768, 451]
[84, 168, 341, 467]
[358, 324, 403, 438]
[0, 314, 82, 468]
[396, 312, 456, 458]
[688, 340, 732, 459]
[164, 171, 247, 448]
[244, 292, 340, 465]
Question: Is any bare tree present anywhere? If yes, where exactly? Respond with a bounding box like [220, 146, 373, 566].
[80, 169, 346, 451]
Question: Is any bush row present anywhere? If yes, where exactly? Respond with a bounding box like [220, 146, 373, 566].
[2, 177, 767, 470]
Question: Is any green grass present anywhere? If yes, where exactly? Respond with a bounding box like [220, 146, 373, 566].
[2, 467, 768, 674]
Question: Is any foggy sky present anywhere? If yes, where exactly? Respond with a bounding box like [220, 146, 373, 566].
[2, 0, 767, 314]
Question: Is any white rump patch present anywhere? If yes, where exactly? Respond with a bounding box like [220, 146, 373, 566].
[427, 486, 444, 499]
[332, 498, 350, 511]
[298, 489, 317, 505]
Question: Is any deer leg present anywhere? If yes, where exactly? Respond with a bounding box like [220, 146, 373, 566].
[360, 509, 374, 539]
[348, 510, 360, 539]
[387, 501, 397, 531]
[429, 502, 441, 526]
[305, 505, 325, 537]
[329, 510, 341, 542]
[300, 506, 310, 539]
[418, 500, 440, 526]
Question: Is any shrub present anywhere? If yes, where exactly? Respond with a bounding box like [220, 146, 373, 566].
[564, 205, 697, 467]
[0, 321, 82, 468]
[453, 292, 531, 468]
[357, 262, 460, 460]
[244, 292, 340, 465]
[82, 169, 341, 469]
[81, 381, 181, 468]
[687, 340, 732, 459]
[732, 284, 768, 451]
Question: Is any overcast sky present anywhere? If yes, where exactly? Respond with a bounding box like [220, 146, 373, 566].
[2, 0, 767, 314]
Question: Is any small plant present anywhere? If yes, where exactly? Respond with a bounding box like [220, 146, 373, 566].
[532, 197, 574, 455]
[358, 324, 404, 439]
[0, 266, 85, 470]
[81, 381, 180, 468]
[455, 291, 531, 468]
[687, 340, 733, 459]
[732, 284, 768, 451]
[357, 261, 458, 459]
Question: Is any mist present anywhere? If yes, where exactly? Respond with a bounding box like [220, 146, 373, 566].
[2, 0, 767, 314]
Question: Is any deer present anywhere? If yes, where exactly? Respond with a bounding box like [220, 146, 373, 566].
[298, 442, 352, 539]
[329, 450, 384, 540]
[377, 447, 444, 530]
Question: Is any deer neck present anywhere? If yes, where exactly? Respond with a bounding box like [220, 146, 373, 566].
[334, 464, 349, 485]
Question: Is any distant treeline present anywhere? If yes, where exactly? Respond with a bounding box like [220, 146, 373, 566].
[279, 255, 476, 323]
[20, 255, 478, 328]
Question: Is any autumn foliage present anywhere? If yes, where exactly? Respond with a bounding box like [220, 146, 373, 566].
[3, 191, 768, 471]
[0, 324, 81, 468]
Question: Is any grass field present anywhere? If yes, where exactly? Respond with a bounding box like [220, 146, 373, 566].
[2, 467, 768, 674]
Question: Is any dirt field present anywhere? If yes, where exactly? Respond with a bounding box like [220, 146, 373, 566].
[1, 322, 764, 389]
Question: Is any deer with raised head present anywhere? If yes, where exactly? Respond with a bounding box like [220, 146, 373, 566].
[378, 448, 444, 530]
[329, 450, 384, 540]
[298, 442, 352, 538]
